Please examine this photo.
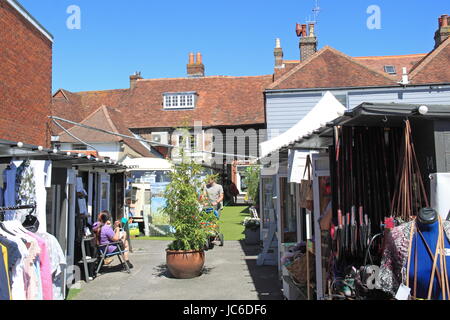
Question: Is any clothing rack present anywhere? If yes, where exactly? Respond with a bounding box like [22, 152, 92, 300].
[0, 204, 36, 212]
[0, 203, 36, 221]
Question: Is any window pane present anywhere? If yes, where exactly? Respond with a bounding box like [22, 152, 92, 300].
[172, 95, 178, 107]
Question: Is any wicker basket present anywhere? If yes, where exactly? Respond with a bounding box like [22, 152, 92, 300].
[286, 253, 315, 284]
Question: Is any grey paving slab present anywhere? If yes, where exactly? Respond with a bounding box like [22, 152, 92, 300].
[74, 240, 283, 300]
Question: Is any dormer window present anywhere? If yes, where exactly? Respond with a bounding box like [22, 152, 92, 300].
[384, 65, 396, 75]
[163, 92, 196, 109]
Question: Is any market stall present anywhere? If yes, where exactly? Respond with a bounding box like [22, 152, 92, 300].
[289, 102, 450, 300]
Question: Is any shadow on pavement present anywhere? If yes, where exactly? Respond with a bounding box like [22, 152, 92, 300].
[96, 262, 131, 276]
[238, 240, 284, 300]
[154, 264, 215, 278]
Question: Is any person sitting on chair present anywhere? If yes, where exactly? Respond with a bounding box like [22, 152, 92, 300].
[93, 211, 133, 269]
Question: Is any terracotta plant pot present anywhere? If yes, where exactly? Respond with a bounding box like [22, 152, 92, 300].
[166, 249, 205, 279]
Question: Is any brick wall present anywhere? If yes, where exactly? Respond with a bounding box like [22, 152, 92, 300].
[0, 0, 52, 147]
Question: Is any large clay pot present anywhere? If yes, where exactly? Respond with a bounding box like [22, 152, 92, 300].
[166, 250, 205, 279]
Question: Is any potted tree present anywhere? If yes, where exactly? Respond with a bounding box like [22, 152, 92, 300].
[164, 135, 215, 279]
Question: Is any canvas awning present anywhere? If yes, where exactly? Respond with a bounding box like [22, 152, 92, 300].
[260, 91, 346, 159]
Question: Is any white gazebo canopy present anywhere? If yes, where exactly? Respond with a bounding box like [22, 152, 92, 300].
[260, 91, 346, 159]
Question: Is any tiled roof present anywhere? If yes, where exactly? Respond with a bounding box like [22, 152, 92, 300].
[353, 53, 427, 81]
[268, 46, 397, 90]
[52, 75, 272, 131]
[123, 75, 272, 129]
[58, 105, 154, 157]
[409, 37, 450, 84]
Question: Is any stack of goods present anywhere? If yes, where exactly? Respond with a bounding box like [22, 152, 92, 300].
[282, 242, 315, 285]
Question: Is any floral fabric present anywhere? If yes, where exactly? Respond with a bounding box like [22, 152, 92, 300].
[379, 220, 450, 297]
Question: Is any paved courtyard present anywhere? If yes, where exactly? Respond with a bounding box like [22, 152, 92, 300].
[73, 240, 283, 300]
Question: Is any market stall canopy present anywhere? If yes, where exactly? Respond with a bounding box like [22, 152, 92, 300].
[291, 102, 450, 150]
[0, 139, 127, 171]
[259, 91, 346, 159]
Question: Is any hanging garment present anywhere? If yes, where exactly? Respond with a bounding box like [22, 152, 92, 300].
[379, 220, 450, 297]
[38, 232, 66, 300]
[30, 161, 48, 233]
[16, 161, 36, 221]
[0, 243, 11, 300]
[27, 232, 52, 300]
[0, 231, 28, 300]
[0, 236, 21, 287]
[3, 220, 41, 300]
[3, 163, 18, 220]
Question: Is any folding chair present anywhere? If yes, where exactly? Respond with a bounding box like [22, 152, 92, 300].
[95, 241, 131, 275]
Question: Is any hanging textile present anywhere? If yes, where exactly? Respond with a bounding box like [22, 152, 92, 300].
[0, 243, 11, 300]
[379, 220, 450, 298]
[16, 160, 36, 221]
[3, 163, 18, 220]
[38, 232, 66, 300]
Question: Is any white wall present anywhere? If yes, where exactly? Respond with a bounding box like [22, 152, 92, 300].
[266, 85, 450, 140]
[60, 142, 121, 161]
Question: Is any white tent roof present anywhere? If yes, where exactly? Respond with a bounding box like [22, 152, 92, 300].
[260, 91, 346, 158]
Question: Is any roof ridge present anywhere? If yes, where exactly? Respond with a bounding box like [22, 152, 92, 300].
[101, 106, 121, 136]
[409, 37, 450, 79]
[76, 88, 129, 94]
[137, 74, 273, 82]
[353, 53, 427, 60]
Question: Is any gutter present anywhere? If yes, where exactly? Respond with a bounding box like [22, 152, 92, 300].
[6, 0, 54, 43]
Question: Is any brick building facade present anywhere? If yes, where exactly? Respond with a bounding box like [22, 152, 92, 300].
[0, 0, 53, 147]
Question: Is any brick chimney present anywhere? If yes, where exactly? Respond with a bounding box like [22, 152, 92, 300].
[129, 71, 142, 89]
[435, 14, 450, 48]
[187, 52, 205, 77]
[298, 22, 317, 61]
[274, 38, 284, 68]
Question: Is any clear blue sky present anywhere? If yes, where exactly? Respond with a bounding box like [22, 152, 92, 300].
[19, 0, 449, 93]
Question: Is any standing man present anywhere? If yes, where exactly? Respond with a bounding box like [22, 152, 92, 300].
[205, 176, 224, 213]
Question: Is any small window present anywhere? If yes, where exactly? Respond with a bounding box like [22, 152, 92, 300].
[163, 92, 196, 109]
[384, 65, 396, 74]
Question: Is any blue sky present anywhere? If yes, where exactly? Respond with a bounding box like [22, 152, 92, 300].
[20, 0, 449, 92]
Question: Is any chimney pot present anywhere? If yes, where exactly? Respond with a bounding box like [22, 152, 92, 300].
[308, 23, 315, 38]
[296, 23, 302, 37]
[275, 38, 281, 48]
[442, 15, 449, 27]
[189, 52, 195, 65]
[196, 52, 202, 65]
[302, 24, 307, 37]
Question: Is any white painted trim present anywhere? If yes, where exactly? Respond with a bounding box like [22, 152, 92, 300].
[312, 153, 330, 301]
[6, 0, 54, 42]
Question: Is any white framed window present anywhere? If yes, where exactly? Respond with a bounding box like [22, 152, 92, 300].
[384, 65, 396, 74]
[163, 92, 196, 109]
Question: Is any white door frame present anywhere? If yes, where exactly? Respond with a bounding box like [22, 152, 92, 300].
[312, 153, 330, 301]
